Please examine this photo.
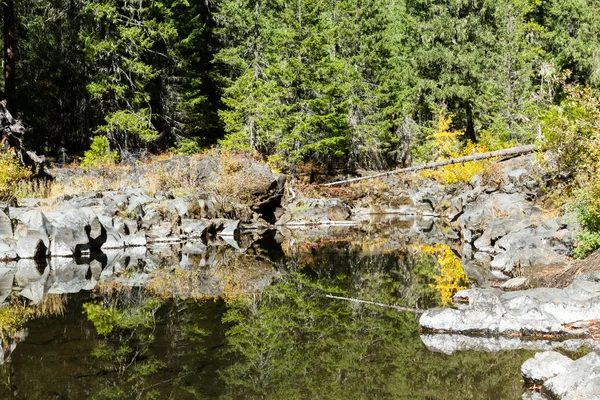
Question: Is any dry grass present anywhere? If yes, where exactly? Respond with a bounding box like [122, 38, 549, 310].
[16, 149, 225, 203]
[525, 254, 600, 289]
[33, 294, 67, 317]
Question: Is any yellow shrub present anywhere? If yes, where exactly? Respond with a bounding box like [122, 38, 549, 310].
[0, 151, 31, 200]
[421, 114, 496, 185]
[421, 244, 469, 306]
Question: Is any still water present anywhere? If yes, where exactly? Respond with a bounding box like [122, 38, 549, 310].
[0, 227, 533, 399]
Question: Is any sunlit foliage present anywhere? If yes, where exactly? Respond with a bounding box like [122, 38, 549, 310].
[421, 114, 496, 185]
[541, 85, 600, 257]
[421, 244, 469, 306]
[0, 151, 32, 201]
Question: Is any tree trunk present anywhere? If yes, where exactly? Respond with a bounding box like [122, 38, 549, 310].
[3, 0, 16, 111]
[465, 102, 476, 142]
[323, 144, 535, 187]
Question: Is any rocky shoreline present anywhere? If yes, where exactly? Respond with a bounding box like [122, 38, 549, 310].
[2, 151, 600, 398]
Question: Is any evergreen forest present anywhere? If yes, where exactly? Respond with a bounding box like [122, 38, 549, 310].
[2, 0, 600, 171]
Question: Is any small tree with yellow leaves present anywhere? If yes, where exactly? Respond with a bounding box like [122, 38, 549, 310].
[422, 114, 495, 185]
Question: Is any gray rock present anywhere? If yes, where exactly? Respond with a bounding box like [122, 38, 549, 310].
[447, 195, 463, 221]
[219, 219, 240, 237]
[0, 239, 17, 261]
[97, 215, 126, 249]
[501, 277, 528, 290]
[420, 276, 600, 336]
[180, 219, 210, 239]
[126, 193, 154, 217]
[278, 198, 351, 225]
[0, 267, 15, 303]
[0, 206, 12, 238]
[146, 221, 177, 243]
[14, 210, 51, 258]
[461, 192, 532, 235]
[522, 351, 573, 384]
[543, 352, 600, 400]
[45, 210, 92, 256]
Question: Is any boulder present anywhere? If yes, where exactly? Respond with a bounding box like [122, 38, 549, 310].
[14, 210, 51, 258]
[278, 198, 351, 225]
[45, 210, 92, 256]
[218, 219, 240, 237]
[532, 352, 600, 400]
[521, 351, 573, 384]
[0, 239, 16, 261]
[0, 206, 12, 238]
[180, 219, 210, 240]
[96, 215, 125, 249]
[419, 276, 600, 336]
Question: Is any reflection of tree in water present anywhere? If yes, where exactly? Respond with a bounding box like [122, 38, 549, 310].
[0, 242, 533, 399]
[84, 282, 228, 400]
[84, 283, 165, 399]
[0, 293, 68, 362]
[218, 252, 532, 400]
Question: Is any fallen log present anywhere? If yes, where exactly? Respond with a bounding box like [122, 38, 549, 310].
[325, 294, 425, 314]
[323, 144, 535, 187]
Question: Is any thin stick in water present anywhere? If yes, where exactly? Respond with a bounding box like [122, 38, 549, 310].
[325, 294, 425, 314]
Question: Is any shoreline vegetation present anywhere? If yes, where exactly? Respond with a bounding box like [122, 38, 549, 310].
[1, 1, 600, 398]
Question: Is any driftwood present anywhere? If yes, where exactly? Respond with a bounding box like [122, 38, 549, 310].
[325, 294, 425, 314]
[0, 100, 49, 179]
[323, 144, 535, 187]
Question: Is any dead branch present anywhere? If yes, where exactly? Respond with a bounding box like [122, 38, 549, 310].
[325, 294, 425, 313]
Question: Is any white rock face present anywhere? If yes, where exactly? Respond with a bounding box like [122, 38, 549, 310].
[521, 351, 600, 400]
[420, 277, 600, 336]
[521, 351, 573, 383]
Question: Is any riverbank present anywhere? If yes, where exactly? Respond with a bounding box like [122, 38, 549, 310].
[2, 150, 600, 398]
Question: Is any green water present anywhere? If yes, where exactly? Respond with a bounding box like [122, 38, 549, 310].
[0, 238, 533, 399]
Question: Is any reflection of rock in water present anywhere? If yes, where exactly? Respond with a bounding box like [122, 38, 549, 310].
[278, 216, 460, 257]
[0, 231, 283, 306]
[420, 333, 600, 355]
[0, 232, 283, 362]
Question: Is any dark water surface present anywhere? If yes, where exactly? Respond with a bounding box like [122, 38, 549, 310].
[0, 229, 533, 399]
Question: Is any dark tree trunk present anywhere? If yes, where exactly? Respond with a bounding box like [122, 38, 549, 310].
[465, 102, 476, 142]
[3, 0, 16, 112]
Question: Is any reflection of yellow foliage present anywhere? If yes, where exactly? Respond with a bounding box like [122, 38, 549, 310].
[422, 114, 496, 185]
[421, 244, 469, 306]
[0, 304, 34, 339]
[0, 294, 69, 340]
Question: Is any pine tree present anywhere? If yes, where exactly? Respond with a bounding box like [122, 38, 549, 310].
[80, 0, 179, 156]
[405, 0, 498, 143]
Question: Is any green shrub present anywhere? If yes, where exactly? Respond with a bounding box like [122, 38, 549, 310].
[80, 135, 119, 168]
[170, 138, 202, 155]
[541, 85, 600, 258]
